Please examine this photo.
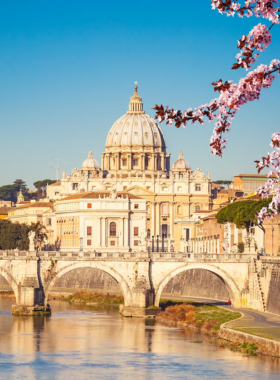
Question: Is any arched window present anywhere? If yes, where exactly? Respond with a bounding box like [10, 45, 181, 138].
[147, 207, 150, 214]
[195, 205, 200, 211]
[179, 173, 183, 179]
[162, 204, 167, 214]
[177, 205, 182, 214]
[147, 229, 151, 239]
[110, 222, 116, 237]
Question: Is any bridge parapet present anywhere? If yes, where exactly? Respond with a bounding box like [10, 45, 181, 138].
[0, 250, 257, 262]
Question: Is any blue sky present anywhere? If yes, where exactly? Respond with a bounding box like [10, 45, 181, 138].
[0, 0, 279, 188]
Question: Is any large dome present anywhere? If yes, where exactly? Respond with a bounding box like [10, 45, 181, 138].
[105, 86, 166, 152]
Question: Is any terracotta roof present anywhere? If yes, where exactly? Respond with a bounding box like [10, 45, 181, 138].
[234, 174, 276, 179]
[11, 202, 53, 210]
[0, 207, 14, 215]
[48, 181, 61, 187]
[59, 191, 141, 201]
[17, 201, 30, 205]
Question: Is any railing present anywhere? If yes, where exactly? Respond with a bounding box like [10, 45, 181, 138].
[0, 250, 263, 262]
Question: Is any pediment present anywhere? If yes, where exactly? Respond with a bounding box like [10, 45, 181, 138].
[126, 185, 156, 196]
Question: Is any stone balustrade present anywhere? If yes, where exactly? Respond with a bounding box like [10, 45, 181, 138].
[0, 249, 263, 262]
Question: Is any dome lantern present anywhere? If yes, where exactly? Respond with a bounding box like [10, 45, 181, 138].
[127, 82, 144, 114]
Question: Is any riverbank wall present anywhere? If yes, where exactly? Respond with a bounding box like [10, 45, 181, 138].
[219, 323, 280, 357]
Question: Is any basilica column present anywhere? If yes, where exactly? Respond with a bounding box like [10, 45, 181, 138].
[151, 154, 155, 170]
[151, 201, 156, 237]
[161, 154, 166, 171]
[156, 202, 160, 236]
[140, 154, 145, 170]
[170, 202, 175, 239]
[128, 154, 132, 171]
[105, 154, 110, 170]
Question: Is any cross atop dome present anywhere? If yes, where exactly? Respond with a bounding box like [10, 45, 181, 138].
[127, 82, 144, 114]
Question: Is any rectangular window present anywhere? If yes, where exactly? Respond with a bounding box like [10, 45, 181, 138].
[110, 240, 115, 246]
[87, 226, 92, 236]
[195, 184, 201, 191]
[87, 240, 91, 246]
[134, 227, 139, 236]
[73, 183, 78, 190]
[178, 187, 182, 192]
[146, 186, 151, 190]
[55, 192, 59, 195]
[134, 240, 138, 246]
[122, 159, 127, 166]
[92, 186, 96, 190]
[123, 186, 127, 190]
[133, 159, 138, 166]
[134, 204, 139, 209]
[87, 203, 92, 209]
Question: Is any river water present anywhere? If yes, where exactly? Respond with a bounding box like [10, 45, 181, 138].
[0, 299, 280, 379]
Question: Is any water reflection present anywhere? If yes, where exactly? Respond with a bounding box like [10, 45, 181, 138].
[0, 299, 279, 379]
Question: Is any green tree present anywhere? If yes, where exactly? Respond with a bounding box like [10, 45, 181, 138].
[216, 199, 272, 233]
[33, 179, 56, 200]
[0, 179, 30, 203]
[0, 220, 29, 250]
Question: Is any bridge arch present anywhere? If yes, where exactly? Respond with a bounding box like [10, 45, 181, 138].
[0, 266, 19, 303]
[44, 261, 132, 306]
[154, 263, 242, 308]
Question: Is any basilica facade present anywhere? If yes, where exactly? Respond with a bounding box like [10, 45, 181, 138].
[47, 85, 213, 251]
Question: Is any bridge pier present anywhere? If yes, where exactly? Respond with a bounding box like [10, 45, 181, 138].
[119, 287, 161, 318]
[12, 286, 51, 316]
[11, 257, 51, 316]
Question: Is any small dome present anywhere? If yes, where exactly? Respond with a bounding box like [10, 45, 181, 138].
[172, 151, 190, 170]
[82, 150, 100, 170]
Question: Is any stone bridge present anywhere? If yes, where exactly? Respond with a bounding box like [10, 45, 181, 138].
[0, 250, 277, 316]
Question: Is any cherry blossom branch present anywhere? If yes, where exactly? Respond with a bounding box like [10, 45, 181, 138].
[233, 23, 272, 70]
[154, 60, 280, 157]
[211, 0, 280, 23]
[255, 133, 280, 222]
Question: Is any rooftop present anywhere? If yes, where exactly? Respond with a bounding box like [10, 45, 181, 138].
[11, 202, 53, 210]
[59, 191, 141, 201]
[0, 207, 14, 215]
[48, 181, 61, 187]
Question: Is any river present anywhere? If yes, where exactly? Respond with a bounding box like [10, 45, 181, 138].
[0, 299, 280, 379]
